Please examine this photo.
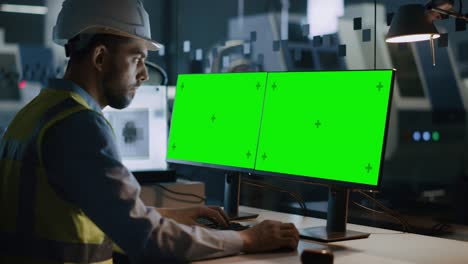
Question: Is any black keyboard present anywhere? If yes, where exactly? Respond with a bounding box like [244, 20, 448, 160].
[196, 217, 250, 231]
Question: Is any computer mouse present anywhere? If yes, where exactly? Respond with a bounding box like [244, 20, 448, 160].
[301, 248, 334, 264]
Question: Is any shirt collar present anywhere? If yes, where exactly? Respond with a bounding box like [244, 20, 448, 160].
[45, 78, 102, 113]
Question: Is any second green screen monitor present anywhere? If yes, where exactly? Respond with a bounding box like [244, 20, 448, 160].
[256, 71, 393, 186]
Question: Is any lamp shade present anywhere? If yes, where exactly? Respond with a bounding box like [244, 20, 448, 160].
[386, 4, 440, 43]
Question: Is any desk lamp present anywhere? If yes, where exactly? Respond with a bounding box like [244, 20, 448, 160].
[386, 1, 468, 66]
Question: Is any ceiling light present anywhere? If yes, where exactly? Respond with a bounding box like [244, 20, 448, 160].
[0, 4, 48, 15]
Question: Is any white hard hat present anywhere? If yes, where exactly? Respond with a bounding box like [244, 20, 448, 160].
[53, 0, 162, 51]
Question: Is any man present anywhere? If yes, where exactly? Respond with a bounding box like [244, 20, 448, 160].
[0, 0, 299, 263]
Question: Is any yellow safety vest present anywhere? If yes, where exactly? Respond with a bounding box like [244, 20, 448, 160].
[0, 88, 113, 263]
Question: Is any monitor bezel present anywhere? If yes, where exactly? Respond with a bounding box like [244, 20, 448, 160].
[167, 158, 254, 174]
[167, 69, 396, 191]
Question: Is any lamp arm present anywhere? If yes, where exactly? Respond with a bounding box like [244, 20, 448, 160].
[431, 6, 468, 22]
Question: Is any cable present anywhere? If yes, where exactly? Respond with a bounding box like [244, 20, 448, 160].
[245, 175, 413, 232]
[357, 192, 411, 231]
[167, 175, 307, 215]
[357, 191, 456, 236]
[352, 201, 386, 214]
[352, 201, 409, 232]
[255, 176, 408, 227]
[175, 174, 195, 181]
[356, 190, 411, 233]
[154, 183, 206, 203]
[243, 180, 307, 216]
[263, 176, 329, 188]
[356, 191, 398, 216]
[244, 179, 307, 208]
[242, 179, 308, 216]
[431, 222, 452, 235]
[242, 180, 306, 211]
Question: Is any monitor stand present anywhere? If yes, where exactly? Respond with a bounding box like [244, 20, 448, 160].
[224, 172, 259, 220]
[299, 186, 370, 242]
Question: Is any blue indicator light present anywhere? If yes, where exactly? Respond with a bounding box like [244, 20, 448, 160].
[422, 131, 431, 141]
[412, 131, 421, 142]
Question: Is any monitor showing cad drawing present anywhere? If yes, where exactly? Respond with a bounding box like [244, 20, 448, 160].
[103, 85, 168, 171]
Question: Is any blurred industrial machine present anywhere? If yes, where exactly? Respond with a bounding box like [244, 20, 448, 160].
[227, 13, 345, 72]
[0, 28, 53, 138]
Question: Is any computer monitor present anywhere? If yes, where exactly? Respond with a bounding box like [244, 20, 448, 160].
[256, 70, 393, 187]
[167, 70, 395, 231]
[167, 72, 267, 219]
[103, 85, 168, 172]
[256, 70, 394, 241]
[167, 72, 267, 170]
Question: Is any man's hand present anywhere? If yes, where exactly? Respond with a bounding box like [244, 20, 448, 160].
[239, 220, 299, 252]
[158, 206, 230, 227]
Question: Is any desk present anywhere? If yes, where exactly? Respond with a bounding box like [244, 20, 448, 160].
[195, 206, 468, 264]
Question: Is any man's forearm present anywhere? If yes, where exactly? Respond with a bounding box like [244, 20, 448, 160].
[144, 214, 243, 262]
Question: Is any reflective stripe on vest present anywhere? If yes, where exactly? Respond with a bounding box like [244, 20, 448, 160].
[0, 92, 113, 263]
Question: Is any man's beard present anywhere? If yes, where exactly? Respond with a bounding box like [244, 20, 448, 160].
[102, 71, 134, 109]
[105, 88, 133, 109]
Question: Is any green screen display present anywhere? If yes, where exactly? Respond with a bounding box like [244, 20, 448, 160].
[256, 71, 393, 186]
[167, 73, 267, 170]
[167, 70, 394, 187]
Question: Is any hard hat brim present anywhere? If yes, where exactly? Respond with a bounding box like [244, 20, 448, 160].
[141, 37, 163, 51]
[79, 26, 163, 51]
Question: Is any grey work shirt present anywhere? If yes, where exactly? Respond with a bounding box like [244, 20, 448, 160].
[42, 79, 243, 263]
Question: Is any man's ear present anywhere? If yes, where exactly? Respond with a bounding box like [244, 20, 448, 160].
[92, 45, 108, 72]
